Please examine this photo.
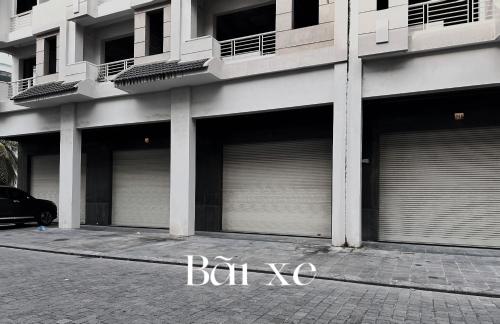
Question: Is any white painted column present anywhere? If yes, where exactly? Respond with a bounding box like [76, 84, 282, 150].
[170, 0, 181, 61]
[332, 63, 348, 247]
[66, 21, 84, 65]
[169, 87, 196, 236]
[58, 104, 82, 229]
[345, 0, 363, 248]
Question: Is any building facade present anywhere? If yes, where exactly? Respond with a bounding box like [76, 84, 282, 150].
[0, 0, 498, 248]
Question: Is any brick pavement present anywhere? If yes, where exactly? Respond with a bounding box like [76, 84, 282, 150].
[0, 225, 498, 297]
[0, 247, 499, 323]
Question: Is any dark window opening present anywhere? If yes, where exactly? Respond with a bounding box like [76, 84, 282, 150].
[104, 36, 134, 63]
[377, 0, 389, 10]
[16, 0, 37, 14]
[44, 36, 57, 75]
[216, 4, 276, 41]
[21, 57, 36, 79]
[147, 9, 164, 56]
[293, 0, 319, 29]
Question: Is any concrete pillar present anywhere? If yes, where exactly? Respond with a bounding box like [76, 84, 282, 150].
[169, 87, 196, 236]
[332, 63, 348, 247]
[170, 0, 181, 61]
[66, 21, 84, 65]
[58, 104, 82, 229]
[345, 0, 363, 248]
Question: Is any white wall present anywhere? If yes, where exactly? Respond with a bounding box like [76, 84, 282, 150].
[363, 46, 500, 98]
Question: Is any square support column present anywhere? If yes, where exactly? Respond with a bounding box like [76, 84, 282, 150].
[345, 0, 363, 248]
[170, 0, 181, 61]
[170, 87, 196, 236]
[58, 104, 82, 229]
[332, 63, 348, 247]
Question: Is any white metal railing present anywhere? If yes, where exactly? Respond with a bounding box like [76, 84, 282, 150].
[408, 0, 494, 31]
[220, 31, 276, 58]
[8, 76, 36, 98]
[10, 11, 33, 32]
[97, 58, 134, 82]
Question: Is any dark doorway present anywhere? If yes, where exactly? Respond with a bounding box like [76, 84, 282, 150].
[147, 9, 164, 56]
[21, 57, 36, 79]
[44, 36, 57, 75]
[216, 4, 276, 41]
[16, 0, 37, 14]
[293, 0, 319, 29]
[104, 36, 134, 63]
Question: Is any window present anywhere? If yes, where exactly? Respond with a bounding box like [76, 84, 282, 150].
[293, 0, 319, 29]
[44, 36, 57, 75]
[16, 0, 37, 15]
[146, 9, 164, 56]
[377, 0, 389, 10]
[10, 188, 28, 201]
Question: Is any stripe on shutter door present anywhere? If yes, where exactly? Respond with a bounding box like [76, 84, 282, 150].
[112, 149, 170, 228]
[379, 127, 500, 248]
[30, 155, 87, 224]
[222, 139, 332, 237]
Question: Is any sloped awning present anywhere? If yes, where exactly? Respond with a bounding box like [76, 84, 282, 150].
[12, 81, 80, 102]
[113, 59, 209, 87]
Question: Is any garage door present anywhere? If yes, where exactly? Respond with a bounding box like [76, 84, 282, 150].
[112, 149, 170, 228]
[30, 155, 87, 224]
[379, 127, 500, 247]
[222, 139, 332, 237]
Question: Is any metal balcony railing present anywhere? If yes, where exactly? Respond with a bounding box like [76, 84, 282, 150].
[8, 76, 36, 98]
[97, 58, 134, 82]
[408, 0, 494, 31]
[220, 31, 276, 58]
[10, 11, 33, 32]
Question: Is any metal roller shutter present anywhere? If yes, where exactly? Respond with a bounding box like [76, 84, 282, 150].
[30, 155, 87, 224]
[379, 127, 500, 247]
[112, 149, 170, 228]
[222, 139, 332, 237]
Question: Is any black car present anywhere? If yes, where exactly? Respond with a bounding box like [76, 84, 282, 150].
[0, 186, 57, 226]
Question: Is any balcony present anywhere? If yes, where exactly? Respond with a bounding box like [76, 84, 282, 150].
[408, 0, 494, 32]
[358, 0, 499, 58]
[8, 76, 36, 99]
[10, 11, 32, 32]
[219, 31, 276, 59]
[97, 58, 134, 82]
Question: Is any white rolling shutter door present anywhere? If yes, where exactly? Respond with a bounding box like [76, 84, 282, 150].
[30, 155, 87, 224]
[379, 127, 500, 247]
[112, 149, 170, 228]
[222, 139, 332, 237]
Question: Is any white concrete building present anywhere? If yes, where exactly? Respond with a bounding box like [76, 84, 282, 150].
[0, 0, 498, 248]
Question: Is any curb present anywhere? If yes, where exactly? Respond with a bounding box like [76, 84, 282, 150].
[0, 244, 499, 299]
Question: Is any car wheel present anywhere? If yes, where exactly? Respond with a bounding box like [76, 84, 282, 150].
[38, 211, 53, 226]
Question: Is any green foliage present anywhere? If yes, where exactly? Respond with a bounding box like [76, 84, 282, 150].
[0, 140, 18, 186]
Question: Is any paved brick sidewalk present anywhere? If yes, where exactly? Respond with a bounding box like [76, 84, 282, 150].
[1, 247, 499, 324]
[0, 225, 499, 297]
